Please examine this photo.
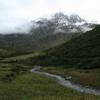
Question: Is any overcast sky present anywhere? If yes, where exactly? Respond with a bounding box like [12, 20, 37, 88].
[0, 0, 100, 33]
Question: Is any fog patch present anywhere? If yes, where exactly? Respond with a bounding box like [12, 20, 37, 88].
[0, 21, 33, 34]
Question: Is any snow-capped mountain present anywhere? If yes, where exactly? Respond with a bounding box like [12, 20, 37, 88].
[0, 13, 97, 52]
[30, 13, 95, 35]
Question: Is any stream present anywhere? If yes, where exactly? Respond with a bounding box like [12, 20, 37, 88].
[30, 66, 100, 96]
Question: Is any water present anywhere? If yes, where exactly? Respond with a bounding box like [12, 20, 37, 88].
[30, 67, 100, 96]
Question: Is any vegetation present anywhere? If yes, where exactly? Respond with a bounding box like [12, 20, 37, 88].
[0, 69, 99, 100]
[0, 24, 100, 99]
[0, 57, 99, 99]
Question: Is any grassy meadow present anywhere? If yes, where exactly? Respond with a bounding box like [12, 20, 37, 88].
[0, 69, 99, 100]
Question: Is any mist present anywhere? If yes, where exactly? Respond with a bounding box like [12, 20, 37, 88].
[0, 0, 100, 33]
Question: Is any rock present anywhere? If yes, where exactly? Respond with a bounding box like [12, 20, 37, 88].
[30, 66, 41, 72]
[86, 86, 89, 88]
[65, 76, 72, 80]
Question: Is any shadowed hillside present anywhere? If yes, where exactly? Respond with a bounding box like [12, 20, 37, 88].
[0, 33, 79, 53]
[31, 25, 100, 69]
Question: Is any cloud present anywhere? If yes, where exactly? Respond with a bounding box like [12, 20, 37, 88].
[0, 0, 100, 33]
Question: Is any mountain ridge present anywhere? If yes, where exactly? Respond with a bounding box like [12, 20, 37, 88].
[0, 12, 97, 53]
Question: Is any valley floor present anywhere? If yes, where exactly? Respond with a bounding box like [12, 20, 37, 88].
[0, 53, 100, 99]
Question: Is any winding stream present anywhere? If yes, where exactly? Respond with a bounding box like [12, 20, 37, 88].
[30, 66, 100, 96]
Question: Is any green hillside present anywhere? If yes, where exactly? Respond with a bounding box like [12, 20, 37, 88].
[48, 25, 100, 57]
[31, 25, 100, 69]
[0, 49, 17, 59]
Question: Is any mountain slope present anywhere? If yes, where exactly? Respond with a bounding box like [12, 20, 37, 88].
[32, 25, 100, 68]
[0, 33, 77, 52]
[47, 25, 100, 57]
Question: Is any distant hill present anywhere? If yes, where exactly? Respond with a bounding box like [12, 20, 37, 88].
[0, 33, 77, 53]
[32, 25, 100, 69]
